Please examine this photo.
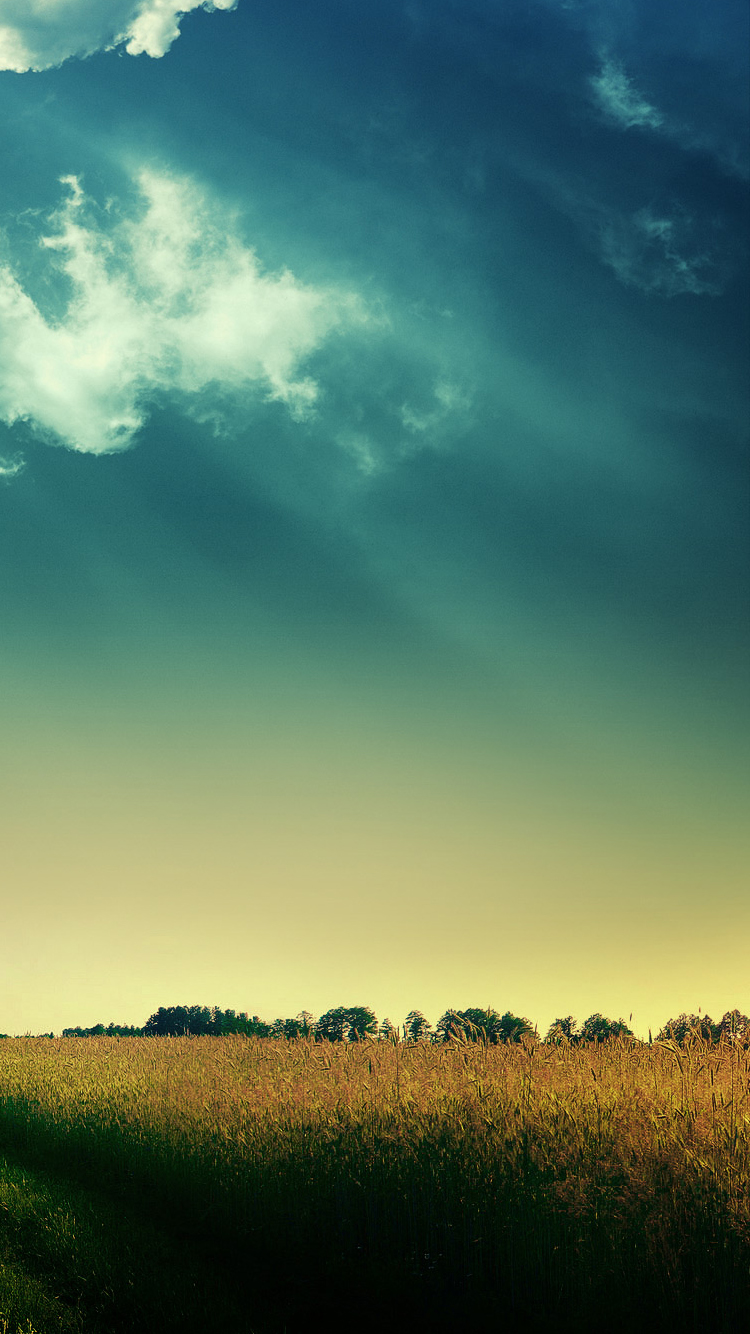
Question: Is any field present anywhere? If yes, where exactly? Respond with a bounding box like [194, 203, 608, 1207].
[0, 1034, 747, 1333]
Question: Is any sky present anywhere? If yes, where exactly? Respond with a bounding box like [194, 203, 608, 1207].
[0, 0, 747, 1038]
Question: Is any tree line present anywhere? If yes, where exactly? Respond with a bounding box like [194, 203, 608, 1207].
[58, 1004, 750, 1045]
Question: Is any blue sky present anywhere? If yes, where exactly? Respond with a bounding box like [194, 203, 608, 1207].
[0, 0, 748, 1035]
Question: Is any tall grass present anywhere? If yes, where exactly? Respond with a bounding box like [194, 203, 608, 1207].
[0, 1034, 747, 1332]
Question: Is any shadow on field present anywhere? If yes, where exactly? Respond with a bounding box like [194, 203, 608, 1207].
[0, 1093, 746, 1334]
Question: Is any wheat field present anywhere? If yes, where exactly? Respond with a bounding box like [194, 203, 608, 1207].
[0, 1033, 747, 1332]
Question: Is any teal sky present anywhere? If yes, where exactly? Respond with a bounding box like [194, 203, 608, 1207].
[0, 0, 748, 1037]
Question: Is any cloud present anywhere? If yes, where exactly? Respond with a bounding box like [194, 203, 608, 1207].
[400, 380, 472, 437]
[589, 58, 663, 130]
[563, 4, 749, 179]
[0, 170, 359, 453]
[0, 0, 237, 73]
[513, 153, 733, 298]
[335, 432, 379, 477]
[597, 206, 725, 296]
[0, 454, 24, 479]
[587, 53, 747, 178]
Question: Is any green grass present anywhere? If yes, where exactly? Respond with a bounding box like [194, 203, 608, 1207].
[0, 1153, 256, 1333]
[0, 1034, 747, 1332]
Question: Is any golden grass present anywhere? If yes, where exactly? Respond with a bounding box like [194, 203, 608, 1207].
[0, 1032, 747, 1194]
[0, 1033, 747, 1331]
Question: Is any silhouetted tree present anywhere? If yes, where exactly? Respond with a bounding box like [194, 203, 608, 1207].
[212, 1008, 234, 1035]
[315, 1006, 377, 1042]
[543, 1016, 579, 1044]
[436, 1008, 494, 1043]
[378, 1018, 398, 1042]
[269, 1015, 314, 1039]
[141, 1006, 275, 1037]
[436, 1009, 482, 1043]
[144, 1006, 213, 1036]
[145, 1007, 181, 1035]
[347, 1006, 378, 1040]
[656, 1013, 715, 1045]
[578, 1013, 634, 1043]
[242, 1015, 271, 1037]
[404, 1010, 432, 1042]
[496, 1011, 536, 1043]
[435, 1008, 534, 1045]
[716, 1009, 750, 1043]
[315, 1007, 348, 1041]
[62, 1023, 143, 1037]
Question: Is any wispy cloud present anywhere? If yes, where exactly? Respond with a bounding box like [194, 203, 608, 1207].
[335, 432, 379, 477]
[589, 58, 663, 131]
[0, 0, 237, 73]
[512, 151, 733, 299]
[0, 454, 24, 479]
[587, 53, 747, 179]
[400, 380, 472, 438]
[597, 206, 725, 296]
[0, 170, 361, 453]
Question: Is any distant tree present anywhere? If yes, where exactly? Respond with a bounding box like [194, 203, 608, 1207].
[378, 1018, 398, 1042]
[192, 1006, 214, 1035]
[496, 1012, 536, 1044]
[209, 1008, 234, 1035]
[435, 1008, 499, 1044]
[315, 1006, 378, 1042]
[144, 1006, 281, 1037]
[404, 1010, 432, 1042]
[434, 1008, 534, 1045]
[269, 1015, 313, 1040]
[716, 1009, 750, 1044]
[656, 1013, 715, 1045]
[144, 1005, 215, 1036]
[145, 1007, 178, 1036]
[62, 1023, 143, 1037]
[315, 1007, 349, 1042]
[578, 1013, 634, 1043]
[543, 1016, 579, 1044]
[436, 1009, 477, 1043]
[347, 1006, 378, 1041]
[211, 1007, 234, 1035]
[243, 1015, 271, 1037]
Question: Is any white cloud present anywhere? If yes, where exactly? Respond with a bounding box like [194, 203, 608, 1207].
[0, 0, 237, 72]
[0, 170, 359, 453]
[589, 58, 663, 131]
[0, 453, 24, 478]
